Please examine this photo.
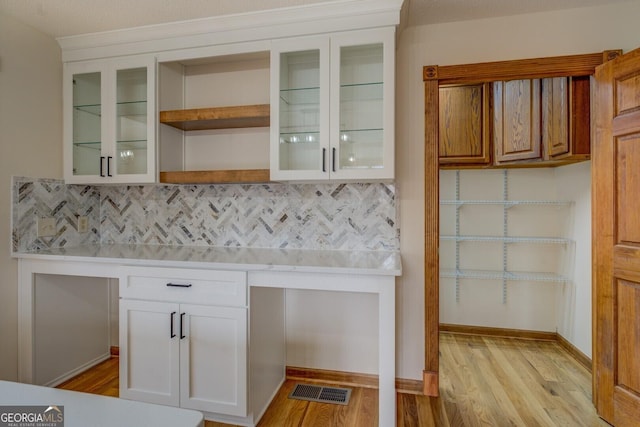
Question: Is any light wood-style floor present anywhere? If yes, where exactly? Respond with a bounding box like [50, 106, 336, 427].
[57, 332, 608, 426]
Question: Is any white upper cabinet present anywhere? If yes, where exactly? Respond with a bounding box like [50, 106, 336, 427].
[270, 27, 395, 181]
[63, 56, 156, 184]
[58, 0, 402, 184]
[270, 36, 330, 181]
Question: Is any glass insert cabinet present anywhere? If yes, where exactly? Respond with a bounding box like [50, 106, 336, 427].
[63, 56, 156, 184]
[270, 28, 395, 181]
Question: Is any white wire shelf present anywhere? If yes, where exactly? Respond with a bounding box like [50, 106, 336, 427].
[440, 200, 573, 207]
[440, 235, 573, 244]
[440, 269, 571, 283]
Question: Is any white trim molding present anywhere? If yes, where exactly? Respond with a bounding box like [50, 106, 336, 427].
[57, 0, 404, 62]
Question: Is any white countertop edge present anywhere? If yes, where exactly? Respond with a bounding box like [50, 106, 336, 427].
[12, 245, 402, 277]
[0, 380, 204, 427]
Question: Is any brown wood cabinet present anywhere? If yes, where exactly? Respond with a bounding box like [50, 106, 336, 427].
[542, 76, 591, 162]
[433, 55, 607, 169]
[493, 79, 541, 164]
[438, 83, 491, 165]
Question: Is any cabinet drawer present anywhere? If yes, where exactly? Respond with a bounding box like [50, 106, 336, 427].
[119, 266, 247, 306]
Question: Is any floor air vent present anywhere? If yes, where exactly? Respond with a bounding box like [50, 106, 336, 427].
[288, 383, 352, 405]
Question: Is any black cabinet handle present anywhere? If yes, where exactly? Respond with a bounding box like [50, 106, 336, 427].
[170, 311, 176, 338]
[100, 156, 105, 177]
[166, 283, 192, 288]
[322, 148, 327, 172]
[332, 147, 336, 172]
[180, 312, 186, 339]
[107, 156, 113, 177]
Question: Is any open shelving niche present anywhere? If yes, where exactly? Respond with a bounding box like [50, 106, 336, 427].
[159, 104, 271, 183]
[157, 51, 272, 184]
[440, 169, 574, 303]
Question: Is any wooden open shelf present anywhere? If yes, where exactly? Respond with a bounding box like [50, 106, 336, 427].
[159, 169, 271, 184]
[159, 104, 270, 131]
[159, 104, 271, 184]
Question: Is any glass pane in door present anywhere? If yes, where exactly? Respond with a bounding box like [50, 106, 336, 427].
[116, 67, 148, 175]
[339, 43, 384, 169]
[278, 50, 321, 171]
[72, 72, 101, 176]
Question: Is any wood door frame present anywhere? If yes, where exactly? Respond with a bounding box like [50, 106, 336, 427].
[421, 51, 619, 396]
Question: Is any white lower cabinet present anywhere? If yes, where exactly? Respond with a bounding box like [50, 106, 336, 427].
[120, 300, 247, 416]
[119, 267, 249, 419]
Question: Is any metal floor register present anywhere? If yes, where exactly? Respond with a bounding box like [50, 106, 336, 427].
[288, 384, 352, 405]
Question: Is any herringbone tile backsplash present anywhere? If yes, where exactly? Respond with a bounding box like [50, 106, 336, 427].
[12, 177, 399, 252]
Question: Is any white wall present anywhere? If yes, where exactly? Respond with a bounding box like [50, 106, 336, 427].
[0, 13, 62, 381]
[395, 0, 640, 379]
[34, 275, 110, 386]
[556, 161, 592, 356]
[439, 168, 567, 333]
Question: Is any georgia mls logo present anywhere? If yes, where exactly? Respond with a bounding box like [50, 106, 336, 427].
[0, 405, 64, 427]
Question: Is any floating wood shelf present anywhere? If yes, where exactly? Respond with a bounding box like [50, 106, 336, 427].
[159, 104, 270, 131]
[159, 169, 271, 184]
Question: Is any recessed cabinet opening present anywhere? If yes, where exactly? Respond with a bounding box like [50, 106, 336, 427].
[158, 52, 271, 184]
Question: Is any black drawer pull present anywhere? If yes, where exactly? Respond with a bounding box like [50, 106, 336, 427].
[170, 311, 176, 338]
[180, 312, 186, 339]
[99, 156, 105, 177]
[166, 283, 192, 288]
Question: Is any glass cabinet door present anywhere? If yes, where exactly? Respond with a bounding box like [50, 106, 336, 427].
[271, 38, 330, 180]
[270, 29, 394, 181]
[330, 28, 394, 180]
[337, 43, 384, 169]
[116, 67, 149, 176]
[72, 71, 102, 176]
[64, 57, 155, 184]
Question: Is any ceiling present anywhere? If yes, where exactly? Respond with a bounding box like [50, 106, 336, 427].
[0, 0, 633, 39]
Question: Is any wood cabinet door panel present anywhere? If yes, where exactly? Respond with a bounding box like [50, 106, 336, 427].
[439, 83, 490, 164]
[542, 77, 569, 157]
[494, 79, 541, 163]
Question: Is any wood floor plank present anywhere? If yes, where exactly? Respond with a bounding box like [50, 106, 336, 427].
[257, 380, 308, 427]
[56, 333, 607, 426]
[468, 336, 528, 426]
[355, 386, 378, 426]
[439, 334, 479, 426]
[482, 336, 562, 426]
[56, 357, 119, 397]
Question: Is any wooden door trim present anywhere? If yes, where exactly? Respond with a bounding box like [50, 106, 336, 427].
[424, 51, 621, 85]
[423, 50, 619, 398]
[423, 77, 440, 396]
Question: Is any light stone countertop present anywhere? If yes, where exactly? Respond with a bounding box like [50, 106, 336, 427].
[13, 244, 402, 276]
